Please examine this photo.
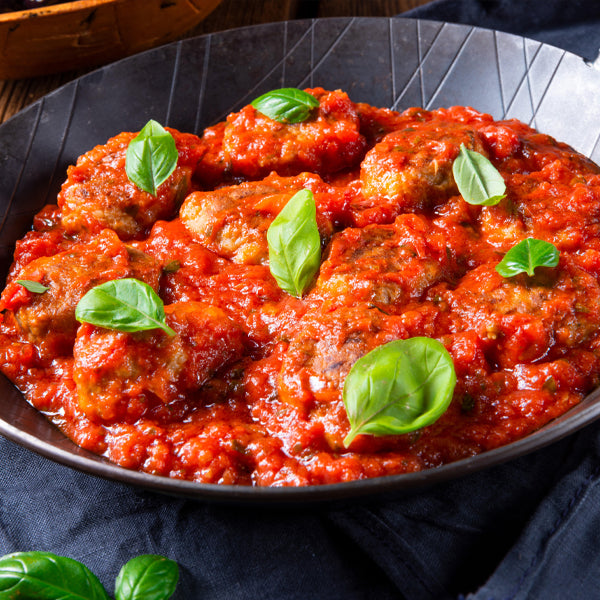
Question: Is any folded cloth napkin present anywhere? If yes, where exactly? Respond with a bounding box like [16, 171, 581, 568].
[2, 2, 600, 599]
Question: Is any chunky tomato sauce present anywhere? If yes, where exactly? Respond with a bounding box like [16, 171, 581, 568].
[2, 88, 600, 486]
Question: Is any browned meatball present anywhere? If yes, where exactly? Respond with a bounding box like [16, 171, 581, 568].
[355, 101, 412, 145]
[58, 129, 204, 240]
[197, 87, 366, 184]
[180, 173, 338, 265]
[443, 259, 600, 368]
[355, 109, 488, 225]
[313, 213, 462, 310]
[0, 229, 160, 357]
[73, 301, 245, 423]
[278, 305, 409, 412]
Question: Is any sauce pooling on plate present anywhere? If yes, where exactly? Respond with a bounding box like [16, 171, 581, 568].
[2, 87, 600, 487]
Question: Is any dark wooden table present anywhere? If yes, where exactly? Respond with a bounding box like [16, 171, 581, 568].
[0, 0, 432, 125]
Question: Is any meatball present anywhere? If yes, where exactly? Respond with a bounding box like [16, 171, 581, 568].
[0, 229, 160, 356]
[355, 101, 412, 145]
[505, 170, 600, 252]
[58, 129, 204, 240]
[444, 260, 600, 368]
[278, 304, 409, 412]
[180, 173, 338, 265]
[355, 108, 488, 225]
[313, 213, 461, 310]
[197, 87, 366, 184]
[73, 301, 245, 423]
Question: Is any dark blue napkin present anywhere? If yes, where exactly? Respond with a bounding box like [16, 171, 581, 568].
[2, 2, 600, 599]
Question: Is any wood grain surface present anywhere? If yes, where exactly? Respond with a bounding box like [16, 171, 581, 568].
[0, 0, 224, 80]
[0, 0, 432, 124]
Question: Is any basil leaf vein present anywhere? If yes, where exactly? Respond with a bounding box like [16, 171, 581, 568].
[0, 551, 110, 600]
[452, 144, 506, 206]
[115, 555, 179, 600]
[495, 237, 560, 277]
[267, 189, 321, 297]
[251, 88, 319, 123]
[75, 278, 175, 336]
[16, 279, 48, 293]
[125, 120, 178, 196]
[343, 337, 456, 447]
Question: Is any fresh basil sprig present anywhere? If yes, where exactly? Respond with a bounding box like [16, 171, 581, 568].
[343, 337, 456, 447]
[495, 237, 560, 277]
[267, 189, 321, 297]
[125, 120, 178, 196]
[75, 278, 176, 336]
[251, 88, 319, 123]
[0, 551, 110, 600]
[452, 144, 506, 206]
[0, 551, 178, 600]
[17, 280, 48, 293]
[115, 555, 179, 600]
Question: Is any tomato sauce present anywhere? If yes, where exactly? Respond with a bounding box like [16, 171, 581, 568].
[2, 87, 600, 486]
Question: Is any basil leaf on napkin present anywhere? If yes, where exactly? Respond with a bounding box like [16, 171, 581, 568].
[115, 555, 179, 600]
[0, 551, 110, 600]
[0, 551, 179, 600]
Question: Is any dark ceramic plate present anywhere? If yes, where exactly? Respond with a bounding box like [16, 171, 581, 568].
[2, 18, 600, 504]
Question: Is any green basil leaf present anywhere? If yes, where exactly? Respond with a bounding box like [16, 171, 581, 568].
[495, 237, 560, 277]
[0, 551, 109, 600]
[75, 278, 176, 336]
[452, 144, 506, 206]
[125, 120, 178, 196]
[17, 279, 48, 293]
[343, 337, 456, 447]
[267, 189, 321, 297]
[115, 555, 179, 600]
[251, 88, 319, 123]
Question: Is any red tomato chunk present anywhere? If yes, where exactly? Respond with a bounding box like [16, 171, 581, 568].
[1, 88, 600, 486]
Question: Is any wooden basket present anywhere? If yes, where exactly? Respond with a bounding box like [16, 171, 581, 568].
[0, 0, 222, 79]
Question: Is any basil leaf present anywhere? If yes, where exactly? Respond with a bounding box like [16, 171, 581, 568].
[267, 189, 321, 297]
[17, 279, 48, 293]
[115, 555, 179, 600]
[343, 337, 456, 447]
[75, 278, 176, 336]
[251, 88, 319, 123]
[495, 237, 560, 277]
[0, 551, 109, 600]
[452, 144, 506, 206]
[125, 120, 178, 196]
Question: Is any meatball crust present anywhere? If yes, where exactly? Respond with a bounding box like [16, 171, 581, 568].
[180, 173, 341, 265]
[198, 87, 366, 183]
[354, 107, 488, 225]
[441, 259, 600, 368]
[73, 301, 245, 423]
[314, 213, 464, 310]
[278, 304, 410, 412]
[58, 129, 204, 240]
[0, 229, 161, 357]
